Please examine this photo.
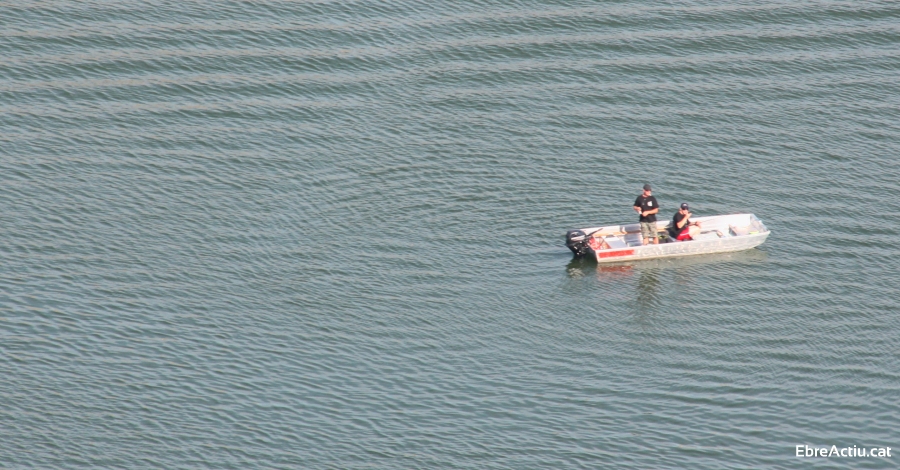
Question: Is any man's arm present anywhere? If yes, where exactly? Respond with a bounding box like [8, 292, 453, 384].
[642, 208, 659, 217]
[685, 211, 699, 226]
[676, 213, 689, 229]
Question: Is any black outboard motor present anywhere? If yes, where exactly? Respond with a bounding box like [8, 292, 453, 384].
[566, 229, 591, 257]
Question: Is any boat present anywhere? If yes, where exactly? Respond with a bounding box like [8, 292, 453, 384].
[565, 213, 770, 263]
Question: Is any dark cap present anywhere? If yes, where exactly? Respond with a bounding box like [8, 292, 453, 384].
[643, 184, 652, 191]
[680, 203, 689, 210]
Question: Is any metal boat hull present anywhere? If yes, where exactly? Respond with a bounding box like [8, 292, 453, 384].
[566, 213, 770, 263]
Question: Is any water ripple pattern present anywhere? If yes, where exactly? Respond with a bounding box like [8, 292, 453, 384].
[1, 0, 899, 468]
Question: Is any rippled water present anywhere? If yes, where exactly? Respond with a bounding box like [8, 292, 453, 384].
[2, 1, 899, 468]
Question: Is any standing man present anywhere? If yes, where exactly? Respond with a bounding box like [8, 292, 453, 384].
[633, 184, 659, 245]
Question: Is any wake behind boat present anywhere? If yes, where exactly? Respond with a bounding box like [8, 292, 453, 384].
[566, 213, 770, 263]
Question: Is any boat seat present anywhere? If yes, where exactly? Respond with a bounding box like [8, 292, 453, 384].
[730, 225, 751, 236]
[622, 233, 643, 247]
[691, 231, 721, 241]
[603, 235, 629, 249]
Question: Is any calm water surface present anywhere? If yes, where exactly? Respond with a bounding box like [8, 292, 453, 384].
[1, 1, 899, 468]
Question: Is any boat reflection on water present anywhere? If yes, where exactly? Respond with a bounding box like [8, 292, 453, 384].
[635, 267, 661, 313]
[566, 249, 768, 317]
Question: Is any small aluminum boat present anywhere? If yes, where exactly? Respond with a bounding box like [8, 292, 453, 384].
[565, 213, 770, 263]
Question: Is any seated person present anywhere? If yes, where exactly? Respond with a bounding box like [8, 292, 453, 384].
[668, 203, 701, 241]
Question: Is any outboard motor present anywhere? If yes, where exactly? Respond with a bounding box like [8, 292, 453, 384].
[566, 229, 591, 257]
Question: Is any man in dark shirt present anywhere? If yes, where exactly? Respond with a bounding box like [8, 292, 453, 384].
[669, 203, 701, 241]
[633, 184, 659, 245]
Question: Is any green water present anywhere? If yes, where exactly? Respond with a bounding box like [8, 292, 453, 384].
[1, 1, 899, 468]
